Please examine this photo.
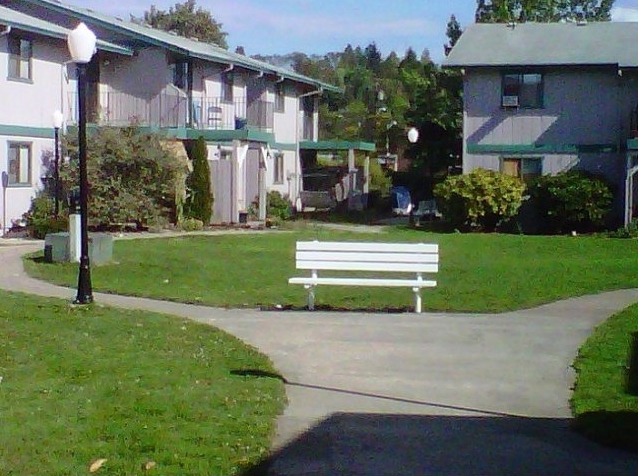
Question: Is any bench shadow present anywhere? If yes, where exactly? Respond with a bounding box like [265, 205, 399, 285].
[237, 412, 638, 476]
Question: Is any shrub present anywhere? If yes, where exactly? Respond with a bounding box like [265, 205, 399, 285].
[529, 170, 613, 233]
[178, 217, 204, 231]
[434, 168, 525, 231]
[266, 191, 292, 223]
[22, 195, 67, 239]
[608, 218, 638, 238]
[184, 136, 212, 225]
[60, 126, 189, 229]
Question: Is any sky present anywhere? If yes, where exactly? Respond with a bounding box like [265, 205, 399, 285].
[79, 0, 638, 63]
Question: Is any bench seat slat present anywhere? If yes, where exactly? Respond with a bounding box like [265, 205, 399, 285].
[295, 261, 438, 273]
[296, 241, 438, 253]
[296, 251, 439, 264]
[289, 277, 437, 287]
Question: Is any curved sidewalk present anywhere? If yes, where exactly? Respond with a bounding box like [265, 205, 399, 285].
[2, 242, 638, 475]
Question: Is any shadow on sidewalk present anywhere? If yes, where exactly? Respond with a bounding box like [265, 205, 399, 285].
[237, 412, 638, 476]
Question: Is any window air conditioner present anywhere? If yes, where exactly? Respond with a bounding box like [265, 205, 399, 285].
[502, 95, 519, 107]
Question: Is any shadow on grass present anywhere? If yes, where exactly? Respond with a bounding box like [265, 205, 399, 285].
[572, 411, 638, 452]
[237, 412, 638, 476]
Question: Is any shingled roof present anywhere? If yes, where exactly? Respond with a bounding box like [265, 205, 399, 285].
[444, 21, 638, 68]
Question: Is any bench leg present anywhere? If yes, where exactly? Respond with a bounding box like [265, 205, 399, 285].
[413, 288, 422, 314]
[305, 285, 316, 311]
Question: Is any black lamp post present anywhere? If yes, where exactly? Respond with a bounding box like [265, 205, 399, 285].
[67, 23, 96, 304]
[52, 110, 63, 219]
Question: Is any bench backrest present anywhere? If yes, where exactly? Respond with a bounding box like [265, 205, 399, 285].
[295, 241, 439, 273]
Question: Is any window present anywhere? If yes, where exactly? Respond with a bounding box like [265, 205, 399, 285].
[7, 143, 31, 185]
[501, 157, 542, 184]
[8, 37, 32, 81]
[171, 60, 188, 90]
[275, 82, 285, 112]
[502, 73, 543, 108]
[273, 153, 284, 184]
[222, 71, 233, 102]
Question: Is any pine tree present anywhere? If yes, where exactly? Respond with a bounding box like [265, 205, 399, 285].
[185, 136, 212, 224]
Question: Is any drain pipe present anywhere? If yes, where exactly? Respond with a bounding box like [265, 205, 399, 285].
[0, 26, 11, 36]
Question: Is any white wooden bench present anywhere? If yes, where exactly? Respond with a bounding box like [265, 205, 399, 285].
[288, 241, 438, 313]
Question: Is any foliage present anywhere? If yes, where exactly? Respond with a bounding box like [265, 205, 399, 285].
[266, 190, 292, 223]
[434, 168, 525, 231]
[60, 126, 189, 230]
[0, 290, 284, 475]
[529, 170, 614, 233]
[177, 217, 204, 231]
[25, 230, 638, 313]
[444, 14, 463, 56]
[276, 40, 462, 178]
[22, 195, 67, 239]
[365, 156, 392, 195]
[184, 136, 212, 225]
[571, 303, 638, 451]
[608, 218, 638, 238]
[475, 0, 615, 22]
[134, 0, 228, 47]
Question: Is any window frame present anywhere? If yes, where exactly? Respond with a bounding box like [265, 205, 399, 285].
[273, 152, 284, 184]
[8, 36, 33, 82]
[500, 156, 543, 185]
[501, 71, 544, 109]
[7, 142, 32, 186]
[275, 81, 285, 113]
[171, 60, 189, 90]
[221, 71, 234, 103]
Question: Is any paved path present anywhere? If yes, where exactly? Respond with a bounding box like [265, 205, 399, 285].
[2, 242, 638, 475]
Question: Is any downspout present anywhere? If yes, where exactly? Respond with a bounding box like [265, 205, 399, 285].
[295, 87, 323, 210]
[0, 25, 11, 36]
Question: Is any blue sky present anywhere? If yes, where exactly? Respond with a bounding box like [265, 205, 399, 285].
[80, 0, 638, 63]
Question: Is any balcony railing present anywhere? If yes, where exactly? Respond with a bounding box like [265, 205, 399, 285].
[67, 90, 274, 132]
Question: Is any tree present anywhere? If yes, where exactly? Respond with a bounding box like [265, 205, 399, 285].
[444, 14, 463, 56]
[135, 0, 228, 47]
[475, 0, 615, 23]
[185, 136, 212, 224]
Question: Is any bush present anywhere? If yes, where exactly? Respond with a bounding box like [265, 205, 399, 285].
[609, 218, 638, 238]
[60, 126, 189, 230]
[22, 195, 67, 239]
[266, 191, 292, 224]
[434, 168, 525, 231]
[529, 170, 613, 234]
[178, 217, 204, 231]
[184, 136, 213, 225]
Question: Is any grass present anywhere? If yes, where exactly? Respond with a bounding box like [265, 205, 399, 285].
[24, 227, 638, 312]
[571, 303, 638, 451]
[0, 290, 285, 475]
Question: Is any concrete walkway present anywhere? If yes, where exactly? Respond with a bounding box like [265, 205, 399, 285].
[2, 241, 638, 475]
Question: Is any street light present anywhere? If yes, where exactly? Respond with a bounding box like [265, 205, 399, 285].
[67, 23, 96, 304]
[407, 127, 419, 144]
[52, 110, 64, 219]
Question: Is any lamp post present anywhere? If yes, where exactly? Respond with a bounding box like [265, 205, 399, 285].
[67, 23, 96, 304]
[52, 110, 64, 219]
[407, 126, 419, 145]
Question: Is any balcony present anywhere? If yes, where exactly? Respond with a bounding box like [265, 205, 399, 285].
[67, 90, 274, 132]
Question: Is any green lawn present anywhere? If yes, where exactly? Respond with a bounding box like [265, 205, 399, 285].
[0, 290, 285, 475]
[571, 303, 638, 451]
[24, 228, 638, 312]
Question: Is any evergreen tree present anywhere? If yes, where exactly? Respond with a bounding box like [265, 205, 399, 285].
[185, 136, 212, 224]
[444, 14, 463, 56]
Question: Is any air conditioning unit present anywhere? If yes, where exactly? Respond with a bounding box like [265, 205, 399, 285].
[502, 95, 519, 107]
